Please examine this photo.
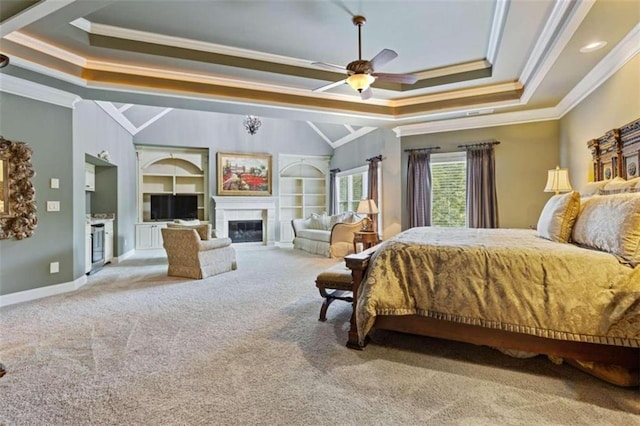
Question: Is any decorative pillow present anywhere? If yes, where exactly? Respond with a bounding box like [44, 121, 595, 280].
[536, 191, 581, 243]
[599, 177, 640, 194]
[174, 219, 201, 226]
[579, 180, 608, 197]
[328, 213, 347, 228]
[602, 177, 627, 191]
[340, 212, 363, 224]
[571, 193, 640, 263]
[309, 212, 329, 230]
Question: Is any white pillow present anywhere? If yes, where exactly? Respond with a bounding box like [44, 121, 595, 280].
[579, 180, 608, 197]
[536, 191, 581, 243]
[602, 177, 627, 191]
[174, 219, 201, 226]
[572, 193, 640, 263]
[329, 213, 347, 228]
[309, 212, 328, 230]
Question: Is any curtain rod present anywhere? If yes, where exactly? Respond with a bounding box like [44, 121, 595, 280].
[366, 154, 382, 162]
[457, 140, 500, 149]
[403, 147, 441, 153]
[330, 168, 341, 173]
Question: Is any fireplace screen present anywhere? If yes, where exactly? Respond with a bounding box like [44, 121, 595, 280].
[228, 220, 263, 243]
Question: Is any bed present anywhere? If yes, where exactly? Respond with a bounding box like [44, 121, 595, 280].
[344, 118, 640, 387]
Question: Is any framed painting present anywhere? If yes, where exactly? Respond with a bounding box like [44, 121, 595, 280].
[217, 152, 272, 196]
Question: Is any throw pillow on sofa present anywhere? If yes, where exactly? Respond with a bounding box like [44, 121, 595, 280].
[309, 212, 329, 230]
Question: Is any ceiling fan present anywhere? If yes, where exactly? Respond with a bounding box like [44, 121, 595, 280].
[312, 15, 418, 100]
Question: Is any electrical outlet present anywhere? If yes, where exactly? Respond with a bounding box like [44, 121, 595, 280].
[46, 201, 60, 212]
[50, 262, 59, 274]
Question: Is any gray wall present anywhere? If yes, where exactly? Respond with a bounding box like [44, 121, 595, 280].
[134, 109, 333, 236]
[331, 128, 402, 239]
[401, 121, 560, 229]
[0, 92, 75, 295]
[74, 101, 137, 257]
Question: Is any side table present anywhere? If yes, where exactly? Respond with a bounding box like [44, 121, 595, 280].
[353, 231, 379, 253]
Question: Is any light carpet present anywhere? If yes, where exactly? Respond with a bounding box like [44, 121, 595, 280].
[0, 247, 638, 425]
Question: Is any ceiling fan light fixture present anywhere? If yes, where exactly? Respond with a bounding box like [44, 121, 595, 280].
[347, 73, 375, 92]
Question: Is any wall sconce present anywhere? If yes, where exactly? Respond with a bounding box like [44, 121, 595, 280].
[243, 115, 262, 135]
[544, 166, 573, 195]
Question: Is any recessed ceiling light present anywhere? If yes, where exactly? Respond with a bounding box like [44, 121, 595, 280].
[579, 41, 607, 53]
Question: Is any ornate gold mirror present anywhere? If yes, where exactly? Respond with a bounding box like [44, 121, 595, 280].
[0, 136, 37, 239]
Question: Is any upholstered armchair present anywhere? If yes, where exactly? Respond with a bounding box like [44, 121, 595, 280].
[161, 226, 237, 279]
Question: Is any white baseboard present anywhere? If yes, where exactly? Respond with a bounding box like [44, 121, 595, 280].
[0, 275, 88, 307]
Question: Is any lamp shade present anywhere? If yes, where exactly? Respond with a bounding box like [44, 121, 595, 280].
[347, 73, 375, 92]
[356, 199, 379, 214]
[544, 166, 573, 195]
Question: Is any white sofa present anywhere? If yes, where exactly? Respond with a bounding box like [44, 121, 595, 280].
[291, 212, 364, 258]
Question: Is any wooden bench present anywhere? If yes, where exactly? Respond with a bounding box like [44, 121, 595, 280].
[315, 262, 353, 321]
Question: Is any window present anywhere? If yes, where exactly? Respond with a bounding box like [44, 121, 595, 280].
[337, 166, 368, 213]
[431, 152, 466, 227]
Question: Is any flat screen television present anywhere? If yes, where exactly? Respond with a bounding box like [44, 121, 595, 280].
[150, 194, 198, 221]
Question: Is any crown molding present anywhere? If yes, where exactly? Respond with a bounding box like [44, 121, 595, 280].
[393, 10, 639, 138]
[486, 0, 509, 65]
[0, 0, 76, 37]
[70, 18, 319, 70]
[391, 81, 522, 108]
[520, 0, 594, 103]
[556, 22, 640, 117]
[4, 31, 87, 67]
[0, 73, 81, 108]
[393, 107, 559, 137]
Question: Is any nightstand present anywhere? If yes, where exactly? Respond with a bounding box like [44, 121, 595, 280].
[353, 231, 380, 253]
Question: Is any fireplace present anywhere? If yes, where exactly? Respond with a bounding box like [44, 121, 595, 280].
[212, 196, 276, 245]
[228, 220, 263, 243]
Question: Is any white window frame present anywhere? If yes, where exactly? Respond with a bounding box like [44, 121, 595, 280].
[335, 165, 382, 229]
[336, 165, 368, 213]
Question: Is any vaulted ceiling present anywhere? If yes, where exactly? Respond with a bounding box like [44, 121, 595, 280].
[1, 0, 638, 138]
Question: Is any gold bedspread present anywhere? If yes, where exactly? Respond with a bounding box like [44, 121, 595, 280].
[356, 227, 640, 347]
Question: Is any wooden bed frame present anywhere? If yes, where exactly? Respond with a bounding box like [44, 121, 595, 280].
[344, 118, 640, 386]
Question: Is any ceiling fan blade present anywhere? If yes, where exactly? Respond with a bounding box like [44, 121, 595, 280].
[369, 48, 398, 70]
[372, 72, 418, 84]
[313, 79, 347, 93]
[360, 87, 373, 100]
[311, 61, 346, 72]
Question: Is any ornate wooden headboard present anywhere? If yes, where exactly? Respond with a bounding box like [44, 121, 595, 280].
[588, 117, 640, 181]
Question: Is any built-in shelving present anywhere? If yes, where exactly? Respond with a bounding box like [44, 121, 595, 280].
[136, 146, 209, 248]
[278, 154, 329, 243]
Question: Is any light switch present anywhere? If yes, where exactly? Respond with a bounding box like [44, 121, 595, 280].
[50, 178, 59, 189]
[46, 201, 60, 212]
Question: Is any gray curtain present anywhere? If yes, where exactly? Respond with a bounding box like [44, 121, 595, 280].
[407, 151, 431, 227]
[466, 145, 499, 228]
[329, 168, 339, 215]
[367, 156, 381, 233]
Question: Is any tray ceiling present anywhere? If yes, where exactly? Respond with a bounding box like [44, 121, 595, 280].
[0, 0, 638, 137]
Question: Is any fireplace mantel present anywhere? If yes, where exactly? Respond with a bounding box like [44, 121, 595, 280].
[212, 196, 276, 244]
